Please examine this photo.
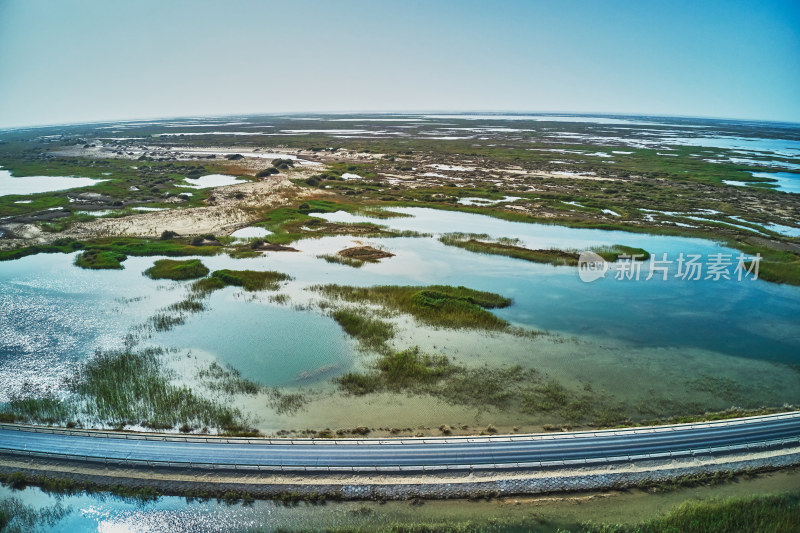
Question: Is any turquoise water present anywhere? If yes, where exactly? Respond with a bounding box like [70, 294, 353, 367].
[148, 288, 355, 386]
[311, 208, 800, 363]
[750, 171, 800, 194]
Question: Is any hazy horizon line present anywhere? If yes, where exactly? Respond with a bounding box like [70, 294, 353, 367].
[3, 109, 800, 132]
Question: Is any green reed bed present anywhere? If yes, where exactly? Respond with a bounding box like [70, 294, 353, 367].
[439, 233, 650, 265]
[331, 308, 395, 351]
[314, 284, 511, 331]
[318, 253, 366, 268]
[73, 249, 127, 269]
[336, 347, 626, 424]
[579, 491, 800, 533]
[1, 348, 256, 434]
[143, 258, 209, 280]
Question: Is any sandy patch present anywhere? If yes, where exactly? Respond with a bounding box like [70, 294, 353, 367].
[64, 176, 314, 239]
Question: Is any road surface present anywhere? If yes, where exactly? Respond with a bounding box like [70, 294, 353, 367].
[1, 413, 799, 472]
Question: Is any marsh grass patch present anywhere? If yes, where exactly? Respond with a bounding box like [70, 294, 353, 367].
[74, 249, 127, 269]
[197, 361, 262, 395]
[318, 254, 366, 268]
[191, 269, 292, 293]
[331, 308, 395, 351]
[144, 259, 209, 280]
[314, 284, 512, 331]
[2, 348, 256, 433]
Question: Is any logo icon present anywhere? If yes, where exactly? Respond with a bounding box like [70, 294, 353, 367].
[578, 251, 608, 283]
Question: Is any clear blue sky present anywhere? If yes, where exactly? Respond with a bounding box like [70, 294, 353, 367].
[1, 0, 798, 128]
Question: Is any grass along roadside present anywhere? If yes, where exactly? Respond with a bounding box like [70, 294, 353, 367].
[578, 491, 800, 533]
[335, 347, 625, 425]
[1, 348, 257, 434]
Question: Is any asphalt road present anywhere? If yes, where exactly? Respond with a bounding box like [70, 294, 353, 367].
[1, 413, 799, 472]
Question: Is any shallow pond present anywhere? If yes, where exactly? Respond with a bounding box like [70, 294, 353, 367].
[0, 168, 106, 196]
[668, 135, 800, 157]
[182, 174, 247, 188]
[229, 226, 272, 239]
[750, 171, 800, 194]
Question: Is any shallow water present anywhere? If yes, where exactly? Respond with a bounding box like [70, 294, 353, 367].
[0, 255, 185, 401]
[182, 174, 247, 188]
[1, 208, 799, 411]
[457, 196, 521, 206]
[229, 226, 272, 239]
[0, 168, 106, 196]
[3, 467, 800, 533]
[148, 288, 355, 387]
[750, 171, 800, 194]
[669, 135, 800, 157]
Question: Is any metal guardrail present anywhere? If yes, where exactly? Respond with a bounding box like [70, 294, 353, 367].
[0, 435, 798, 474]
[1, 411, 798, 446]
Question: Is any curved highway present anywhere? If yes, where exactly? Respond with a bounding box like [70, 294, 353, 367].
[1, 413, 799, 472]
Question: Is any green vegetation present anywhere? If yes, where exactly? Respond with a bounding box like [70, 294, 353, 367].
[71, 348, 253, 431]
[592, 244, 651, 262]
[89, 237, 221, 257]
[440, 233, 579, 266]
[256, 167, 279, 177]
[0, 236, 220, 264]
[331, 308, 395, 351]
[167, 297, 205, 313]
[266, 388, 310, 415]
[338, 246, 394, 262]
[727, 239, 800, 286]
[150, 312, 186, 332]
[0, 237, 84, 262]
[578, 492, 800, 533]
[439, 234, 651, 266]
[144, 258, 210, 280]
[196, 269, 292, 292]
[0, 237, 219, 261]
[74, 249, 127, 269]
[1, 348, 256, 433]
[375, 348, 454, 389]
[190, 275, 228, 294]
[197, 361, 261, 395]
[315, 284, 512, 330]
[319, 253, 365, 268]
[5, 394, 74, 425]
[335, 347, 627, 424]
[338, 348, 453, 395]
[253, 199, 423, 244]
